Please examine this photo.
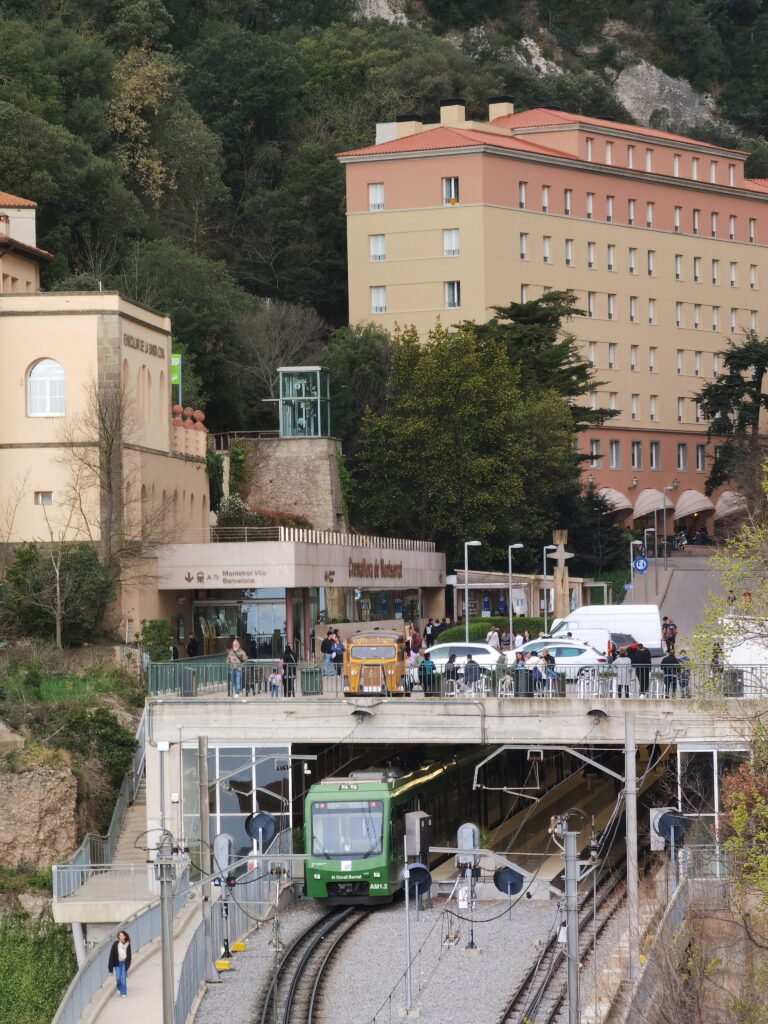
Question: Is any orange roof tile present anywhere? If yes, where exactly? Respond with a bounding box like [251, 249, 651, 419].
[495, 108, 748, 154]
[0, 234, 53, 261]
[337, 124, 577, 160]
[744, 178, 768, 193]
[0, 190, 37, 208]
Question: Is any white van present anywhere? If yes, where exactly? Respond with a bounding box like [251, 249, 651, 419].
[547, 626, 612, 655]
[550, 605, 663, 657]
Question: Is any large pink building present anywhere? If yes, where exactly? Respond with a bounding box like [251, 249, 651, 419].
[338, 97, 761, 531]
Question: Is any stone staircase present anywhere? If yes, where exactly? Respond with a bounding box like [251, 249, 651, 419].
[112, 780, 150, 865]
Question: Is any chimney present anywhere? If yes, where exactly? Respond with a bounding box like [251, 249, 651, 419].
[488, 95, 515, 121]
[395, 113, 423, 138]
[439, 97, 466, 124]
[375, 122, 398, 145]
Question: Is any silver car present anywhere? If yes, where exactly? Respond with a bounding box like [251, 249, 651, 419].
[426, 642, 508, 672]
[515, 639, 607, 679]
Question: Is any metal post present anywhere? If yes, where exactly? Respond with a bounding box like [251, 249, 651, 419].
[157, 836, 175, 1024]
[403, 836, 413, 1014]
[624, 711, 639, 982]
[662, 491, 668, 570]
[543, 545, 556, 632]
[564, 831, 580, 1024]
[629, 539, 638, 603]
[653, 509, 659, 599]
[643, 529, 655, 604]
[198, 737, 217, 983]
[464, 541, 480, 643]
[508, 543, 523, 648]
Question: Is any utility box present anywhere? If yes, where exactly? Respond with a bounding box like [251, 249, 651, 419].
[405, 810, 432, 859]
[181, 668, 196, 697]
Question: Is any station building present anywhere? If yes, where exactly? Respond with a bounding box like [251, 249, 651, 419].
[338, 98, 760, 532]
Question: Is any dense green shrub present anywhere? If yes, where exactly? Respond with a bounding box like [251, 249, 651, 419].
[437, 616, 546, 643]
[138, 618, 175, 662]
[0, 916, 76, 1024]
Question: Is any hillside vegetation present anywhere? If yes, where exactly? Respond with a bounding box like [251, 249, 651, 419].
[3, 0, 768, 430]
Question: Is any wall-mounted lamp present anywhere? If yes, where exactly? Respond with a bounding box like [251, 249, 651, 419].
[671, 477, 680, 489]
[629, 476, 639, 489]
[587, 473, 595, 484]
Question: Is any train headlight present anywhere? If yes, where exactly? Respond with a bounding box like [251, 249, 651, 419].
[373, 872, 381, 878]
[314, 873, 321, 880]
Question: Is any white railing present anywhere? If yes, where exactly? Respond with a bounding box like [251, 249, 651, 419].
[53, 863, 152, 903]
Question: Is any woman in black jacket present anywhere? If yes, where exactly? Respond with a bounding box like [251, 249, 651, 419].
[108, 930, 132, 997]
[281, 643, 297, 697]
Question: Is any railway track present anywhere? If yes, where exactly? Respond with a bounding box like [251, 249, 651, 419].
[498, 863, 628, 1024]
[256, 907, 370, 1024]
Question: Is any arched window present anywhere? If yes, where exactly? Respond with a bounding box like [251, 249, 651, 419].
[28, 359, 65, 416]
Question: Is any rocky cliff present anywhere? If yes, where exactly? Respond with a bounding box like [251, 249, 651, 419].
[0, 767, 77, 870]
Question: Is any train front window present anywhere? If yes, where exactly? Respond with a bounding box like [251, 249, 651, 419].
[350, 645, 396, 660]
[311, 800, 384, 858]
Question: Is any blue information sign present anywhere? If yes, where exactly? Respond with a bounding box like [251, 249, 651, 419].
[633, 557, 648, 574]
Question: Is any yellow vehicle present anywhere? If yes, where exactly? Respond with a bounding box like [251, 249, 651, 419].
[344, 630, 408, 695]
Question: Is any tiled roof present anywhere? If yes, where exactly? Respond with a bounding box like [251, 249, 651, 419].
[338, 124, 576, 159]
[744, 178, 768, 193]
[0, 234, 54, 261]
[0, 190, 37, 208]
[494, 108, 748, 154]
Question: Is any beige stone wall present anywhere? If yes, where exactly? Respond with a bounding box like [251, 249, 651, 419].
[243, 436, 348, 532]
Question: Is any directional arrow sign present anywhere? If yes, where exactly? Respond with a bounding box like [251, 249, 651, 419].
[633, 557, 648, 574]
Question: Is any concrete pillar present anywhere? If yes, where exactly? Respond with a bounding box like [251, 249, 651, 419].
[71, 922, 87, 968]
[302, 588, 311, 660]
[285, 588, 294, 649]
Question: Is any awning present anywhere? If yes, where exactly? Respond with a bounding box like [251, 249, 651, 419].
[598, 487, 633, 512]
[714, 489, 748, 520]
[673, 489, 715, 520]
[631, 488, 670, 520]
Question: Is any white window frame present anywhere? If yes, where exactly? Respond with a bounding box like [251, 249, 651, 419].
[442, 176, 459, 205]
[630, 345, 638, 371]
[631, 439, 642, 468]
[677, 443, 688, 472]
[28, 358, 66, 417]
[608, 343, 616, 369]
[646, 201, 654, 228]
[443, 228, 460, 257]
[696, 444, 706, 472]
[541, 185, 549, 212]
[609, 439, 620, 469]
[607, 294, 615, 321]
[444, 280, 461, 309]
[370, 286, 387, 314]
[649, 441, 660, 470]
[369, 234, 386, 262]
[34, 491, 53, 505]
[368, 182, 384, 211]
[631, 394, 639, 421]
[627, 198, 635, 225]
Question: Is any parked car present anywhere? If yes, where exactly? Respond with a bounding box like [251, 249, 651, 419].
[426, 642, 508, 673]
[516, 639, 607, 679]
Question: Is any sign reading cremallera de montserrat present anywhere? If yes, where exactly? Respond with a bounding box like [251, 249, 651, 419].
[347, 557, 403, 580]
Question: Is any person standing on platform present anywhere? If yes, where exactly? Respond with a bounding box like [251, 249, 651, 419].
[226, 638, 247, 696]
[486, 626, 501, 650]
[108, 931, 131, 998]
[281, 643, 297, 697]
[321, 629, 335, 676]
[633, 642, 652, 696]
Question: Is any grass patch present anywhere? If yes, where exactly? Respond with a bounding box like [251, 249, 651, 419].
[0, 866, 52, 896]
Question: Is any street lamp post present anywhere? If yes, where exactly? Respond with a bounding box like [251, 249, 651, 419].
[643, 528, 656, 603]
[629, 539, 643, 601]
[464, 540, 481, 643]
[542, 544, 557, 633]
[507, 544, 524, 648]
[662, 486, 674, 570]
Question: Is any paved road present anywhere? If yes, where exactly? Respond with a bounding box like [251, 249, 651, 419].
[658, 551, 723, 649]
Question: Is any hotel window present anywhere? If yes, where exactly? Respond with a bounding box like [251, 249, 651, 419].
[627, 144, 634, 168]
[587, 292, 595, 318]
[674, 206, 681, 232]
[675, 254, 682, 280]
[648, 298, 656, 324]
[630, 345, 638, 370]
[368, 182, 384, 211]
[650, 441, 660, 470]
[728, 164, 735, 186]
[586, 192, 594, 219]
[693, 209, 700, 235]
[604, 141, 613, 164]
[541, 184, 549, 211]
[444, 280, 461, 309]
[711, 212, 718, 237]
[442, 176, 459, 205]
[649, 395, 657, 421]
[606, 195, 614, 222]
[631, 396, 639, 423]
[627, 198, 635, 225]
[646, 202, 654, 227]
[712, 307, 720, 331]
[749, 217, 756, 242]
[695, 401, 702, 424]
[751, 310, 758, 330]
[629, 296, 637, 322]
[649, 346, 657, 372]
[609, 439, 620, 468]
[693, 256, 701, 282]
[673, 153, 680, 176]
[520, 283, 528, 302]
[694, 304, 701, 329]
[645, 148, 653, 172]
[607, 293, 615, 320]
[607, 244, 616, 270]
[609, 391, 617, 410]
[589, 438, 601, 466]
[677, 442, 688, 471]
[518, 181, 526, 208]
[28, 359, 66, 417]
[696, 444, 706, 472]
[443, 228, 460, 256]
[519, 233, 528, 259]
[694, 351, 701, 376]
[34, 491, 53, 505]
[709, 160, 718, 184]
[608, 343, 616, 369]
[589, 392, 597, 410]
[677, 398, 684, 422]
[712, 259, 719, 284]
[628, 247, 636, 274]
[729, 214, 736, 240]
[647, 250, 655, 276]
[588, 342, 595, 364]
[730, 308, 737, 332]
[542, 235, 551, 263]
[369, 234, 386, 261]
[713, 353, 719, 376]
[370, 286, 387, 313]
[585, 137, 593, 161]
[587, 241, 595, 267]
[631, 439, 642, 467]
[565, 238, 573, 265]
[730, 262, 737, 286]
[750, 265, 757, 289]
[691, 157, 699, 180]
[676, 303, 682, 328]
[676, 349, 683, 374]
[564, 188, 572, 215]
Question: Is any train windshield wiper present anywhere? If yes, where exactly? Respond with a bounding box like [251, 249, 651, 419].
[311, 833, 331, 859]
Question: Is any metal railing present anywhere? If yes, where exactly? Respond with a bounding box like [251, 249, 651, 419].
[146, 658, 768, 701]
[51, 865, 189, 1024]
[52, 709, 148, 900]
[53, 863, 153, 903]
